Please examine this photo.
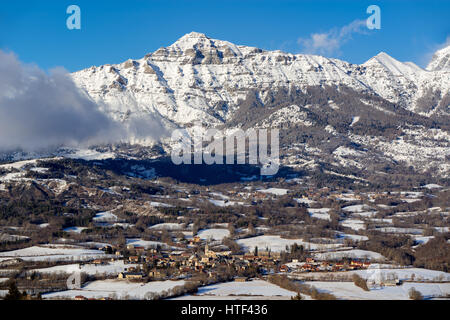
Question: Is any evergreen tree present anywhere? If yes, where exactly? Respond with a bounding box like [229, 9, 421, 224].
[4, 281, 23, 300]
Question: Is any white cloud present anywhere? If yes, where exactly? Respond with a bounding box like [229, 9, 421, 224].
[0, 50, 167, 152]
[298, 19, 368, 56]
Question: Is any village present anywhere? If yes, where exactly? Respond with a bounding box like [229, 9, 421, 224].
[57, 238, 377, 300]
[0, 158, 448, 300]
[98, 239, 372, 280]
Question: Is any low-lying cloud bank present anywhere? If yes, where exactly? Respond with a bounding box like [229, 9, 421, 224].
[0, 50, 167, 152]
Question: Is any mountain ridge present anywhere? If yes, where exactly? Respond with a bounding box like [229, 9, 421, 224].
[7, 32, 444, 180]
[427, 44, 450, 71]
[71, 32, 449, 126]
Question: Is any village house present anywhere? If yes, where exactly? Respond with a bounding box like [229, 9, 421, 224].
[134, 246, 145, 254]
[333, 262, 345, 271]
[128, 256, 140, 263]
[279, 265, 290, 272]
[118, 272, 145, 280]
[301, 264, 315, 272]
[125, 266, 137, 272]
[148, 269, 163, 278]
[234, 276, 249, 282]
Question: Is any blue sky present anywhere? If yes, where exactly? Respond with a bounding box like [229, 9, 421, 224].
[0, 0, 449, 71]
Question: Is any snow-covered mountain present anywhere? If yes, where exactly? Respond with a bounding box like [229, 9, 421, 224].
[72, 32, 449, 124]
[3, 32, 448, 181]
[427, 45, 450, 71]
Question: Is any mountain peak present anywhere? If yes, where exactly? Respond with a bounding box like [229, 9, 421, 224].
[167, 32, 244, 58]
[375, 51, 390, 58]
[169, 31, 213, 50]
[367, 51, 397, 63]
[363, 51, 421, 76]
[426, 44, 450, 71]
[179, 31, 209, 41]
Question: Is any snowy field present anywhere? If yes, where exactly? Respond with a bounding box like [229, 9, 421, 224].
[258, 188, 289, 196]
[313, 249, 385, 261]
[197, 229, 230, 241]
[412, 236, 434, 245]
[335, 232, 368, 242]
[340, 219, 366, 231]
[294, 198, 316, 205]
[0, 244, 110, 262]
[31, 260, 136, 276]
[352, 211, 378, 218]
[63, 227, 88, 234]
[208, 199, 244, 207]
[0, 234, 29, 243]
[126, 238, 173, 249]
[307, 208, 331, 221]
[209, 192, 230, 200]
[422, 184, 442, 189]
[43, 279, 186, 300]
[236, 235, 342, 253]
[342, 204, 375, 213]
[356, 267, 450, 282]
[148, 201, 174, 208]
[303, 281, 450, 300]
[376, 227, 423, 235]
[292, 266, 450, 282]
[172, 280, 297, 300]
[149, 223, 184, 230]
[93, 211, 118, 223]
